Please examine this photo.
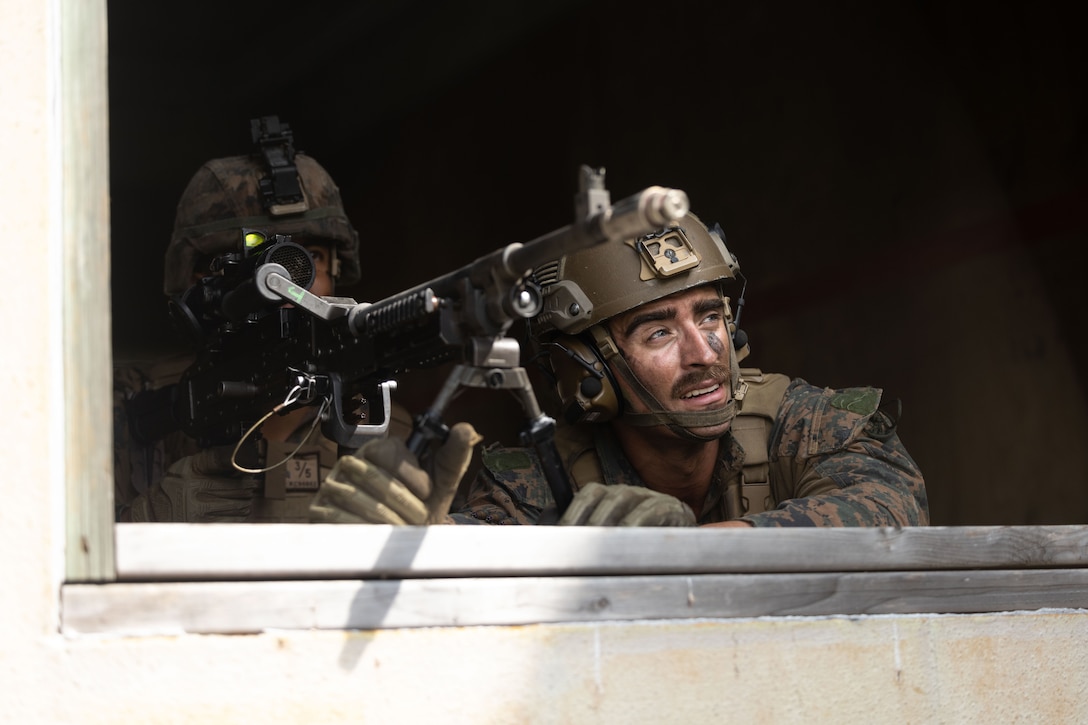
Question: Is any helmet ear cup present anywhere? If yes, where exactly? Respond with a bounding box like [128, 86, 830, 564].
[546, 334, 622, 424]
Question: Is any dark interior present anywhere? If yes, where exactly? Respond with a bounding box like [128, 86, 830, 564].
[108, 1, 1088, 525]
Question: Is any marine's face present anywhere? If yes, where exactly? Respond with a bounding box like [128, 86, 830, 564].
[303, 242, 335, 297]
[606, 285, 734, 437]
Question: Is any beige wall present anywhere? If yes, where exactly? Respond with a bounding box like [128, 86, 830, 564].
[10, 613, 1088, 723]
[3, 2, 1087, 722]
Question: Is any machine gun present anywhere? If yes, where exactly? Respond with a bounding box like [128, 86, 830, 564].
[128, 166, 690, 516]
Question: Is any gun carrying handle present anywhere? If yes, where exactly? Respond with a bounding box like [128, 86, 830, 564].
[324, 376, 395, 449]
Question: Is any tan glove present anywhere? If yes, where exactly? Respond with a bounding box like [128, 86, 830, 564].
[309, 422, 482, 525]
[559, 482, 696, 526]
[128, 446, 259, 523]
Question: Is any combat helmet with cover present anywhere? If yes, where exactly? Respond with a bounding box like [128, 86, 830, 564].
[163, 115, 361, 297]
[531, 211, 749, 440]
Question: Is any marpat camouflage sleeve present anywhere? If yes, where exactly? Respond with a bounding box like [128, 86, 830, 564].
[452, 380, 929, 528]
[739, 380, 929, 527]
[450, 447, 553, 525]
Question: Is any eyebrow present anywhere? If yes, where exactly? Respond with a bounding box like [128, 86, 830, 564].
[621, 296, 724, 339]
[694, 297, 725, 316]
[622, 307, 675, 338]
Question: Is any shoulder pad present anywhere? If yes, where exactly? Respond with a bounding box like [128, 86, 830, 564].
[774, 380, 884, 459]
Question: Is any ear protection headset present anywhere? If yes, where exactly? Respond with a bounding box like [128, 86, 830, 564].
[539, 331, 622, 424]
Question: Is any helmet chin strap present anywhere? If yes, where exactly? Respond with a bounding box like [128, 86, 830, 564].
[608, 332, 743, 442]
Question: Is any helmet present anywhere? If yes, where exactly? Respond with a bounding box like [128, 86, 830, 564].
[163, 153, 361, 296]
[531, 212, 748, 438]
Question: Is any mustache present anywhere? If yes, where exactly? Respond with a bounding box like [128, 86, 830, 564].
[671, 365, 731, 398]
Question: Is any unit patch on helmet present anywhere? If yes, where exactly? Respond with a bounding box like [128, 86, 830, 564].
[628, 226, 702, 280]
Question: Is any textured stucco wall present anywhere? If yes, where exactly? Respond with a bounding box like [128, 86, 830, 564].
[10, 611, 1088, 723]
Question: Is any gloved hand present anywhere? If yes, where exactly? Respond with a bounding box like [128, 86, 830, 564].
[309, 422, 482, 525]
[559, 482, 696, 526]
[127, 446, 259, 523]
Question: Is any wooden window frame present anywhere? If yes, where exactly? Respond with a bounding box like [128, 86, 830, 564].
[64, 524, 1088, 634]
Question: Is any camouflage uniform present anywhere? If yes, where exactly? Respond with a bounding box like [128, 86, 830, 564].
[114, 345, 415, 523]
[113, 354, 201, 519]
[452, 375, 929, 527]
[113, 354, 360, 523]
